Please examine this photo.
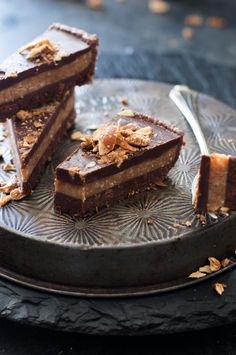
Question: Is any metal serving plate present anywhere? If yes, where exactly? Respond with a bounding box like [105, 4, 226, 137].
[0, 79, 236, 298]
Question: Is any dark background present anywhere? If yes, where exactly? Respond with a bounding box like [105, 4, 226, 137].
[0, 0, 236, 354]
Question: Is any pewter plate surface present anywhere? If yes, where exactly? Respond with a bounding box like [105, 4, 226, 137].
[0, 79, 235, 247]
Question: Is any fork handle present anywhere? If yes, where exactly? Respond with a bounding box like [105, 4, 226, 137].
[169, 85, 210, 156]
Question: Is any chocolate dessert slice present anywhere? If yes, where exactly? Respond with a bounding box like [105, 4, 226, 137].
[193, 153, 236, 212]
[54, 109, 184, 216]
[5, 90, 76, 196]
[0, 23, 98, 120]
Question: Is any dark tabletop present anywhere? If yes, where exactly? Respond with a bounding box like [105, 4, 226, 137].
[0, 0, 236, 354]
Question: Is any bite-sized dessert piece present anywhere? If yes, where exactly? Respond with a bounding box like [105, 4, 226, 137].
[0, 23, 98, 120]
[193, 153, 236, 212]
[4, 89, 76, 197]
[54, 109, 184, 216]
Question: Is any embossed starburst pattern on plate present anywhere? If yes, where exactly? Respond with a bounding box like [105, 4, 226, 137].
[168, 147, 200, 188]
[0, 79, 234, 247]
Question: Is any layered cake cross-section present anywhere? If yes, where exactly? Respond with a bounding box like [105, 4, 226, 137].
[54, 109, 184, 216]
[4, 89, 76, 198]
[193, 153, 236, 212]
[0, 23, 98, 120]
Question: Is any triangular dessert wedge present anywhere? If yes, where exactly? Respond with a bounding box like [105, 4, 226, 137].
[0, 23, 98, 120]
[54, 109, 184, 216]
[5, 89, 76, 197]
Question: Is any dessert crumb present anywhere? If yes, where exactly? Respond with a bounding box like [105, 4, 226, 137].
[184, 14, 203, 27]
[206, 17, 227, 28]
[86, 0, 103, 10]
[188, 271, 206, 279]
[182, 27, 194, 40]
[213, 282, 227, 295]
[2, 163, 15, 172]
[148, 0, 170, 14]
[119, 96, 129, 105]
[221, 258, 232, 268]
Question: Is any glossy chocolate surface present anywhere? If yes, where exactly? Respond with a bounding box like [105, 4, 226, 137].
[56, 112, 183, 185]
[0, 23, 98, 90]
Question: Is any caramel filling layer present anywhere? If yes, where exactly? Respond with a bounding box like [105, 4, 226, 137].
[0, 51, 92, 105]
[55, 145, 179, 201]
[207, 153, 229, 211]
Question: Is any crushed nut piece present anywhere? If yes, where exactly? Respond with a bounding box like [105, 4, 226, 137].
[10, 188, 25, 200]
[103, 111, 109, 117]
[119, 96, 129, 105]
[196, 213, 206, 225]
[16, 110, 31, 121]
[206, 17, 227, 28]
[6, 71, 18, 78]
[185, 14, 203, 27]
[0, 175, 18, 193]
[2, 163, 15, 171]
[199, 265, 212, 274]
[148, 0, 170, 14]
[188, 271, 206, 279]
[19, 38, 59, 63]
[71, 131, 86, 141]
[208, 257, 221, 272]
[117, 109, 135, 117]
[213, 282, 227, 295]
[184, 221, 192, 227]
[221, 258, 232, 268]
[220, 206, 230, 214]
[0, 193, 12, 206]
[86, 0, 103, 10]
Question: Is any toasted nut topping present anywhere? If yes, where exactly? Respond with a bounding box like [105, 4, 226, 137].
[221, 258, 232, 268]
[208, 257, 221, 272]
[80, 117, 153, 167]
[199, 265, 212, 274]
[2, 164, 15, 171]
[184, 14, 203, 27]
[188, 271, 206, 279]
[0, 194, 12, 206]
[16, 110, 31, 121]
[86, 0, 103, 10]
[117, 109, 135, 117]
[206, 17, 227, 28]
[19, 38, 67, 63]
[10, 188, 25, 200]
[119, 96, 129, 105]
[182, 27, 194, 40]
[6, 71, 18, 78]
[213, 282, 227, 295]
[71, 131, 86, 141]
[148, 0, 170, 14]
[0, 175, 18, 193]
[220, 206, 230, 214]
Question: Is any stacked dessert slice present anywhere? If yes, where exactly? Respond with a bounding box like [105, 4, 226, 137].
[54, 109, 184, 216]
[0, 23, 98, 203]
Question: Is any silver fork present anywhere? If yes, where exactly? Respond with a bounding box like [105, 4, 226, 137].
[169, 85, 217, 220]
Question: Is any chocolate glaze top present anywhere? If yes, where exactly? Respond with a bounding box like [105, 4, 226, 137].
[56, 111, 184, 184]
[0, 23, 99, 90]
